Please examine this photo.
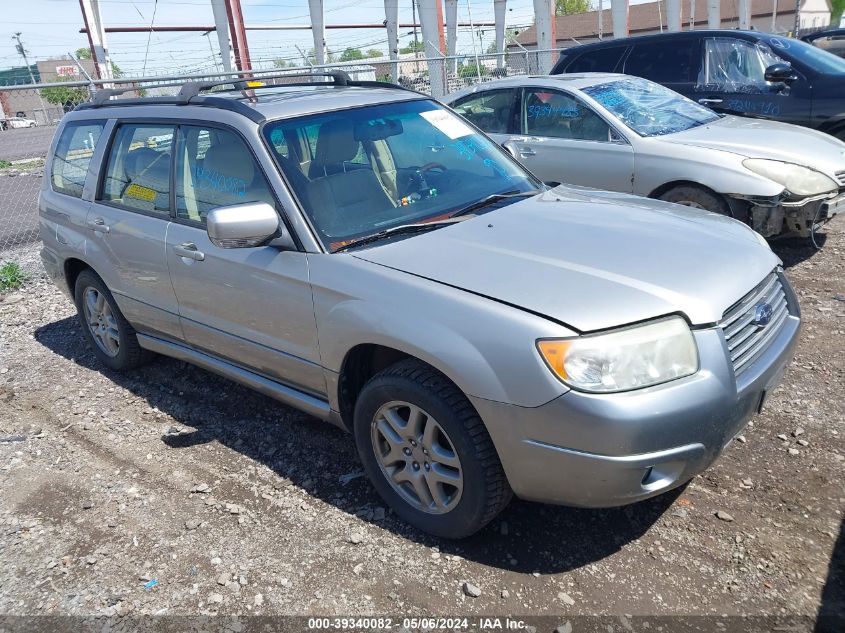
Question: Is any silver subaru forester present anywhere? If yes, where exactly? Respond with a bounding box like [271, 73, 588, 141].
[39, 72, 800, 538]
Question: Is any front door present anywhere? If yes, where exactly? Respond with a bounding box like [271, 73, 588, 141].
[695, 37, 812, 127]
[165, 123, 325, 396]
[86, 121, 182, 340]
[503, 87, 634, 192]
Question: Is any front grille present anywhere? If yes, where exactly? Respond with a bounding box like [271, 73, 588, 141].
[835, 170, 845, 187]
[719, 271, 790, 375]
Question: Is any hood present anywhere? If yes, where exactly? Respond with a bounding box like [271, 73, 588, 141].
[353, 188, 781, 332]
[667, 115, 845, 181]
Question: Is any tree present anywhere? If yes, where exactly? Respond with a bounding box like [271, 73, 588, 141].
[41, 77, 89, 111]
[833, 0, 844, 23]
[340, 47, 365, 62]
[400, 40, 425, 54]
[555, 0, 592, 16]
[273, 58, 292, 68]
[74, 47, 123, 78]
[366, 49, 382, 58]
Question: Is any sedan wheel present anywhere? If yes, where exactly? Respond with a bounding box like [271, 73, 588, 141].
[371, 401, 463, 514]
[658, 184, 730, 215]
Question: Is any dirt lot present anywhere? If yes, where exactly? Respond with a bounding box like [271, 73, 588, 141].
[0, 219, 843, 630]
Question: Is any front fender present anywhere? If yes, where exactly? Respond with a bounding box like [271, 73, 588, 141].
[635, 143, 786, 199]
[308, 253, 573, 408]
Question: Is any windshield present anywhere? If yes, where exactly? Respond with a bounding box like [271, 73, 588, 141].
[766, 36, 845, 74]
[262, 99, 538, 251]
[582, 77, 720, 137]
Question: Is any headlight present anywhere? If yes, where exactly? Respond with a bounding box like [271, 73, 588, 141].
[537, 317, 699, 393]
[742, 159, 837, 196]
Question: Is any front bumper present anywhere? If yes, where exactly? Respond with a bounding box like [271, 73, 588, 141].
[747, 191, 843, 239]
[472, 296, 801, 508]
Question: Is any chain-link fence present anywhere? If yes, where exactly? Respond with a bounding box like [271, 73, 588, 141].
[0, 48, 562, 274]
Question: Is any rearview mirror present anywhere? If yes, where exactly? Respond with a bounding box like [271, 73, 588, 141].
[764, 63, 797, 84]
[206, 202, 282, 248]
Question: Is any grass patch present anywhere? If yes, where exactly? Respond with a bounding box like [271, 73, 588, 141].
[0, 160, 11, 169]
[0, 261, 26, 291]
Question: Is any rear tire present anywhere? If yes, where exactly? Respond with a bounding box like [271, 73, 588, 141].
[74, 269, 152, 371]
[353, 359, 511, 538]
[658, 184, 730, 215]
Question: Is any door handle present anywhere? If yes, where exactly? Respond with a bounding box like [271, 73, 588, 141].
[87, 217, 110, 233]
[698, 98, 723, 106]
[173, 242, 205, 261]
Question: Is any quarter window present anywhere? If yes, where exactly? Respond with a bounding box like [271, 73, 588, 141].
[566, 47, 626, 73]
[51, 122, 105, 198]
[175, 125, 276, 224]
[522, 89, 610, 142]
[100, 124, 174, 214]
[451, 89, 515, 133]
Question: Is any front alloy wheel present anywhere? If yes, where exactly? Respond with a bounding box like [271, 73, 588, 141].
[371, 401, 463, 514]
[354, 359, 511, 538]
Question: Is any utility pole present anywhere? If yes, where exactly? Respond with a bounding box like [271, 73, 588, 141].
[12, 32, 48, 124]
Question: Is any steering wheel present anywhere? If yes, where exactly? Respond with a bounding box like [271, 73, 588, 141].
[419, 162, 448, 174]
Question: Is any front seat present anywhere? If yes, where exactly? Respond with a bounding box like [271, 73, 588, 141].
[307, 120, 396, 232]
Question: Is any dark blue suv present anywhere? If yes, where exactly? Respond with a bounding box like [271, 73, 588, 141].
[550, 30, 845, 140]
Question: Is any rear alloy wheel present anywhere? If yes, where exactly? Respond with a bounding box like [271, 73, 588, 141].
[74, 270, 152, 371]
[658, 185, 730, 215]
[354, 359, 511, 538]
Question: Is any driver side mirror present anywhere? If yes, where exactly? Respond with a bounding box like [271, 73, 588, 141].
[206, 202, 293, 249]
[764, 63, 797, 84]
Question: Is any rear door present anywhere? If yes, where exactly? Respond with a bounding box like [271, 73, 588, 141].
[165, 123, 324, 396]
[86, 121, 182, 340]
[622, 37, 702, 99]
[504, 87, 633, 191]
[449, 88, 518, 145]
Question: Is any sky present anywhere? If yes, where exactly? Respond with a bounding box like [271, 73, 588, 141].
[1, 0, 554, 78]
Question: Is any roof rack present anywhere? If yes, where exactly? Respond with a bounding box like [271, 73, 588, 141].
[89, 81, 186, 106]
[176, 70, 352, 101]
[76, 69, 418, 117]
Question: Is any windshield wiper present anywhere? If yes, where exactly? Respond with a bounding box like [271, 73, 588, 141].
[450, 189, 541, 218]
[333, 217, 471, 253]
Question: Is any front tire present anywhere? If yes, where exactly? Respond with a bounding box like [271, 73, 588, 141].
[354, 359, 511, 538]
[658, 184, 730, 215]
[74, 270, 152, 371]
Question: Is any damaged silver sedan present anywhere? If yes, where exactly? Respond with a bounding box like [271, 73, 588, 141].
[445, 74, 845, 240]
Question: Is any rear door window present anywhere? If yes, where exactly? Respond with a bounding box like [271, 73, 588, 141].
[624, 39, 700, 83]
[100, 124, 175, 214]
[450, 89, 516, 133]
[51, 121, 105, 198]
[566, 47, 626, 73]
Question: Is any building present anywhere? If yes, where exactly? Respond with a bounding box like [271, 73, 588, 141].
[511, 0, 833, 50]
[0, 57, 96, 125]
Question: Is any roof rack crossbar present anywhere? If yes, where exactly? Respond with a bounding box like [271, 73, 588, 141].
[89, 82, 185, 105]
[176, 70, 352, 102]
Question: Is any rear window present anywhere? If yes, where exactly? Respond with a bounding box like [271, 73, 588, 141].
[624, 39, 699, 83]
[566, 47, 626, 73]
[51, 121, 105, 198]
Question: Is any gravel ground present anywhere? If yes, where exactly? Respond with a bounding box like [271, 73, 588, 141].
[0, 220, 843, 629]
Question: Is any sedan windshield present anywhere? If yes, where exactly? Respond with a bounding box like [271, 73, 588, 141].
[582, 78, 720, 137]
[262, 99, 538, 251]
